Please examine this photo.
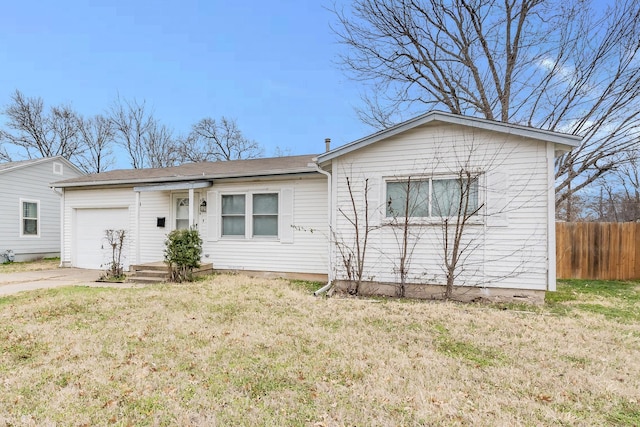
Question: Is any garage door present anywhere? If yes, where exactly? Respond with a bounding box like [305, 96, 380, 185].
[74, 208, 130, 269]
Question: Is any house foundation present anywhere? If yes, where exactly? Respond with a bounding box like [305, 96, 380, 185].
[333, 280, 545, 304]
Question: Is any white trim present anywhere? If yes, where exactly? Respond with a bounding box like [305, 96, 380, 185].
[135, 191, 141, 266]
[59, 189, 65, 266]
[19, 198, 40, 238]
[53, 162, 63, 175]
[316, 111, 582, 163]
[57, 171, 317, 189]
[188, 188, 195, 229]
[547, 142, 557, 292]
[134, 181, 212, 192]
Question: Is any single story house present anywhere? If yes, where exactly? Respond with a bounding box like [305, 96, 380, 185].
[0, 156, 84, 262]
[53, 112, 580, 302]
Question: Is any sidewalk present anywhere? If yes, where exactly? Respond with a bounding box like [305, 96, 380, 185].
[0, 268, 105, 296]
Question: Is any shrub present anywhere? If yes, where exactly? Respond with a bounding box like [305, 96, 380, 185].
[164, 229, 203, 282]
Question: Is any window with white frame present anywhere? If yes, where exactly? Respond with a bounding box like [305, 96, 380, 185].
[21, 200, 39, 236]
[386, 177, 479, 218]
[221, 194, 246, 236]
[220, 192, 279, 238]
[253, 193, 278, 236]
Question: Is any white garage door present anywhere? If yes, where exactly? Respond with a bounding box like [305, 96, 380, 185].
[74, 208, 130, 269]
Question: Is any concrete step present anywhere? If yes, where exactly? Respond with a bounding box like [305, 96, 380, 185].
[130, 262, 214, 273]
[127, 263, 214, 284]
[128, 276, 167, 284]
[131, 269, 168, 278]
[130, 263, 167, 272]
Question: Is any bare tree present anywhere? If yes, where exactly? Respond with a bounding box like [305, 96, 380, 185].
[585, 148, 640, 221]
[334, 175, 377, 295]
[436, 170, 484, 299]
[332, 0, 640, 213]
[145, 122, 179, 168]
[75, 114, 115, 173]
[0, 90, 83, 160]
[178, 117, 264, 162]
[109, 96, 177, 169]
[556, 191, 591, 222]
[385, 177, 429, 297]
[0, 143, 10, 162]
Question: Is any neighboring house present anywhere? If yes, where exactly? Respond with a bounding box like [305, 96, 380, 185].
[53, 112, 580, 301]
[0, 157, 84, 262]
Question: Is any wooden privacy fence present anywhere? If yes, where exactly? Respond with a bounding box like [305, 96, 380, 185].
[556, 222, 640, 280]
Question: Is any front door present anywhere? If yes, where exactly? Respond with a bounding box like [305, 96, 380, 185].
[173, 193, 198, 230]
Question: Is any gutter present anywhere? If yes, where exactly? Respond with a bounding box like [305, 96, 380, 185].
[309, 162, 334, 296]
[53, 169, 319, 189]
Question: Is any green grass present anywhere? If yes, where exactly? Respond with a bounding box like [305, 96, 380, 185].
[551, 279, 640, 301]
[607, 401, 640, 425]
[288, 279, 325, 293]
[432, 323, 505, 367]
[546, 279, 640, 322]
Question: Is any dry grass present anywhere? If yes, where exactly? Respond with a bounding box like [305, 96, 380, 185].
[0, 258, 59, 274]
[0, 276, 639, 426]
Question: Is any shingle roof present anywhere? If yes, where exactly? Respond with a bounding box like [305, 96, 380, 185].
[53, 154, 319, 188]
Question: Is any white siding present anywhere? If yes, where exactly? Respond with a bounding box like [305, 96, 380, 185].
[332, 123, 551, 291]
[137, 190, 206, 263]
[62, 176, 329, 275]
[62, 188, 137, 267]
[204, 177, 328, 274]
[0, 159, 83, 260]
[138, 191, 171, 263]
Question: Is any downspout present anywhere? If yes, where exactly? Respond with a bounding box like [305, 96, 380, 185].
[310, 161, 334, 296]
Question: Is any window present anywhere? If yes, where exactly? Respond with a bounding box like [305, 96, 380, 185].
[21, 200, 39, 236]
[220, 192, 279, 238]
[253, 193, 278, 236]
[386, 177, 479, 218]
[386, 179, 429, 217]
[432, 178, 479, 217]
[221, 194, 246, 236]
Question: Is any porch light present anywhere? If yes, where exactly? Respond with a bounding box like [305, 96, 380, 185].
[199, 199, 207, 213]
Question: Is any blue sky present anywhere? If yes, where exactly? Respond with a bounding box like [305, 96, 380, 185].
[0, 0, 371, 166]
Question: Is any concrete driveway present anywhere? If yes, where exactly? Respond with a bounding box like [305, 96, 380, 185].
[0, 268, 104, 296]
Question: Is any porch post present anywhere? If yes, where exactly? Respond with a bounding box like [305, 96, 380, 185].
[188, 188, 195, 229]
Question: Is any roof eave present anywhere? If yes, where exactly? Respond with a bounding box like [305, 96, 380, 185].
[53, 168, 320, 189]
[316, 111, 582, 163]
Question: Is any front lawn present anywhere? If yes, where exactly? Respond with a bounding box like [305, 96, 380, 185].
[0, 258, 59, 274]
[0, 277, 638, 426]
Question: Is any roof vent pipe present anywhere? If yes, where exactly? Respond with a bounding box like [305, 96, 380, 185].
[325, 138, 331, 152]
